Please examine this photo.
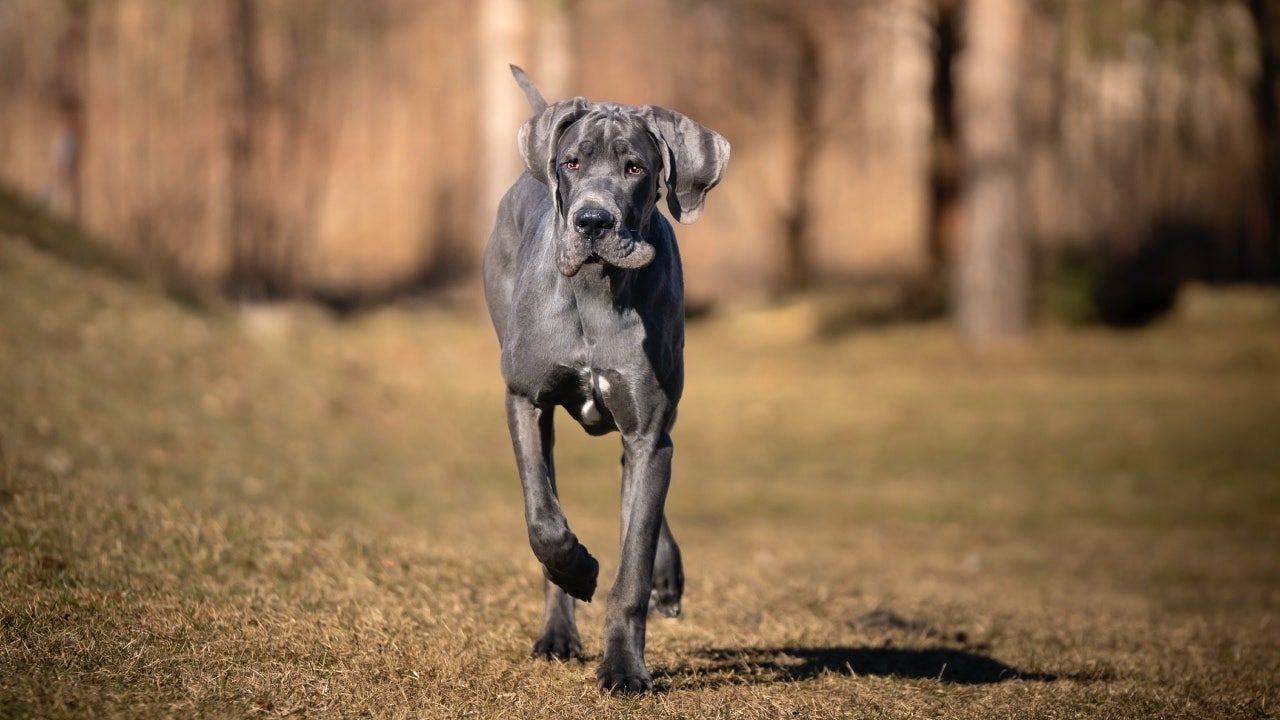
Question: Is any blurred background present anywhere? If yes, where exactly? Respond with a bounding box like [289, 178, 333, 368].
[3, 0, 1277, 334]
[3, 3, 1280, 714]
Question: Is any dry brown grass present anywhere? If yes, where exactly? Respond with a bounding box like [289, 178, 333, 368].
[2, 233, 1278, 718]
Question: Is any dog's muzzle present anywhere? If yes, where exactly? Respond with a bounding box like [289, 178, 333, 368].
[556, 206, 656, 277]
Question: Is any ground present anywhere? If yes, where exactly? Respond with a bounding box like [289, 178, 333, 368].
[1, 232, 1277, 719]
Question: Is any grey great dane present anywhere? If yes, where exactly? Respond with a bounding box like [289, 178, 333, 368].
[483, 66, 729, 693]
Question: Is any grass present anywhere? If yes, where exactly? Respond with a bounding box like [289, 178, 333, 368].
[1, 230, 1278, 718]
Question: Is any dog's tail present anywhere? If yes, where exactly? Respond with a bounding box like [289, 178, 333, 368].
[510, 64, 548, 114]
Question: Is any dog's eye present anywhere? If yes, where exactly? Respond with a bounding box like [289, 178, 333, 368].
[626, 163, 645, 176]
[562, 160, 580, 171]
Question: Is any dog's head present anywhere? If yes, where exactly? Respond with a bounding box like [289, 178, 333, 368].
[515, 76, 730, 277]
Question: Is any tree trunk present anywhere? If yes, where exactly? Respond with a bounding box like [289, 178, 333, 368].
[478, 0, 527, 229]
[45, 5, 87, 221]
[780, 21, 821, 295]
[535, 0, 571, 102]
[1249, 0, 1280, 282]
[953, 0, 1031, 342]
[927, 0, 960, 278]
[226, 0, 264, 298]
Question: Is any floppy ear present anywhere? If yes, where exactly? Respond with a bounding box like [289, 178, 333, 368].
[641, 106, 731, 224]
[518, 98, 590, 214]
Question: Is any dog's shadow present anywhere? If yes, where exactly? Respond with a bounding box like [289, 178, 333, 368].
[659, 645, 1062, 689]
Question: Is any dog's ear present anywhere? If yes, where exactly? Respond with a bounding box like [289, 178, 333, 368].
[518, 98, 590, 213]
[641, 106, 730, 224]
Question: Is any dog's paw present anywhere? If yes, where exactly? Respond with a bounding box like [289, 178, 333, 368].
[649, 552, 683, 618]
[532, 627, 582, 662]
[595, 654, 653, 695]
[649, 587, 681, 619]
[543, 545, 599, 602]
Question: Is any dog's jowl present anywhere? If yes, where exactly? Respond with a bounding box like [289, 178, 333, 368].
[482, 66, 729, 694]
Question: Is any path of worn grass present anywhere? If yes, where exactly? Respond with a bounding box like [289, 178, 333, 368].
[2, 235, 1278, 718]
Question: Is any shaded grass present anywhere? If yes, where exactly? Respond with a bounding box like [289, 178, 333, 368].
[1, 234, 1278, 718]
[0, 185, 221, 311]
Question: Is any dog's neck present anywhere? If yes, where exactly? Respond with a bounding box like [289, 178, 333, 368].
[567, 262, 638, 310]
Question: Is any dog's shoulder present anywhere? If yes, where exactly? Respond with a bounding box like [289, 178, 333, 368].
[504, 173, 554, 238]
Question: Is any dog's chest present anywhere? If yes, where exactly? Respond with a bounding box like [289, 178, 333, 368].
[499, 292, 650, 430]
[572, 366, 615, 431]
[505, 357, 622, 436]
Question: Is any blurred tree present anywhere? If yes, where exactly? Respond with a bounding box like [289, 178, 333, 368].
[226, 0, 266, 298]
[224, 0, 298, 299]
[1250, 0, 1280, 280]
[478, 0, 527, 228]
[927, 0, 960, 279]
[953, 0, 1032, 341]
[43, 0, 87, 221]
[227, 0, 255, 295]
[776, 8, 824, 294]
[535, 0, 572, 101]
[706, 1, 860, 294]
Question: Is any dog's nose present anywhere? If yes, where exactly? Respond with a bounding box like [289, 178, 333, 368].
[573, 207, 615, 240]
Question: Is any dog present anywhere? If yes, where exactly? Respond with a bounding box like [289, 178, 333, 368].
[482, 66, 729, 693]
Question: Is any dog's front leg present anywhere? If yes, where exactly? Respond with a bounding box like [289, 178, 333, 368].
[505, 392, 599, 606]
[596, 430, 673, 694]
[511, 394, 584, 661]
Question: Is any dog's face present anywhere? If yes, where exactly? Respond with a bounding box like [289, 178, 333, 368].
[519, 99, 730, 277]
[551, 105, 664, 276]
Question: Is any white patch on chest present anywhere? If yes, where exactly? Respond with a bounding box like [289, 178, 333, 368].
[579, 368, 610, 425]
[580, 398, 602, 424]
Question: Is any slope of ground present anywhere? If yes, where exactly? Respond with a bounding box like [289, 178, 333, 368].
[1, 231, 1278, 718]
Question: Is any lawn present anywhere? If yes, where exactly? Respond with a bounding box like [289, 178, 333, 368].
[1, 232, 1278, 718]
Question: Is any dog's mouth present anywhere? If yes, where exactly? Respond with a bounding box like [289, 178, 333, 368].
[556, 230, 656, 277]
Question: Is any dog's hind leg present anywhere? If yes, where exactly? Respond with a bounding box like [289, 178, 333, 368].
[506, 393, 599, 604]
[532, 580, 581, 660]
[528, 404, 583, 661]
[650, 516, 683, 618]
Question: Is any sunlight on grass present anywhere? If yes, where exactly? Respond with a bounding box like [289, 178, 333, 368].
[2, 236, 1278, 718]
